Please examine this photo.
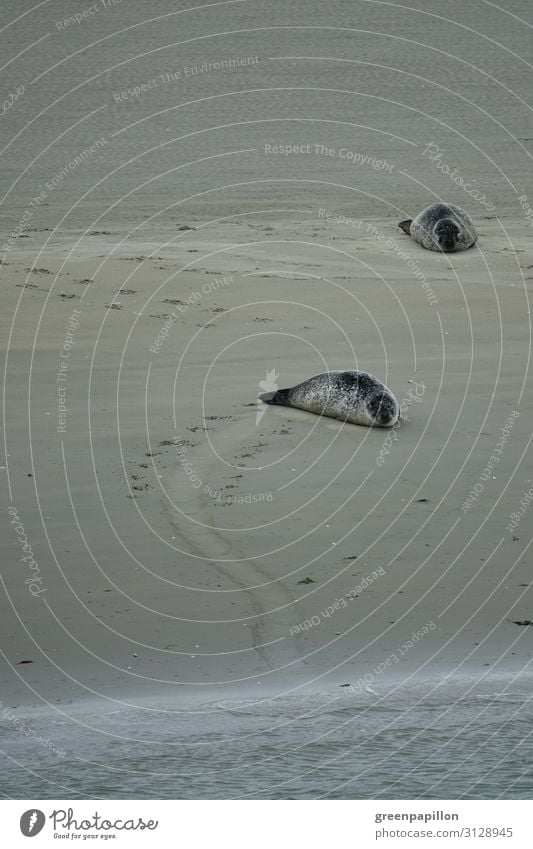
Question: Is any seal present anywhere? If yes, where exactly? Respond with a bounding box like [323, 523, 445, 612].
[259, 370, 399, 427]
[399, 202, 477, 252]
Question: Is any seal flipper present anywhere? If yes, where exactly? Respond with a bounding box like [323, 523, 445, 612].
[398, 219, 413, 235]
[259, 388, 291, 406]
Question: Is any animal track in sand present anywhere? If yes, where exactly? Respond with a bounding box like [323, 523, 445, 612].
[16, 282, 49, 292]
[25, 267, 54, 274]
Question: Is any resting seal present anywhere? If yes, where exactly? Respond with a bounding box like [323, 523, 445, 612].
[399, 202, 477, 252]
[259, 370, 399, 427]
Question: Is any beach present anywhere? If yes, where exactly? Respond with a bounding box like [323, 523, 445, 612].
[1, 0, 533, 799]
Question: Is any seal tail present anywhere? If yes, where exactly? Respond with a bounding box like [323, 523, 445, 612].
[398, 219, 413, 235]
[259, 388, 291, 406]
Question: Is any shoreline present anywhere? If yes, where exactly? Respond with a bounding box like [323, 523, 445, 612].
[3, 217, 533, 718]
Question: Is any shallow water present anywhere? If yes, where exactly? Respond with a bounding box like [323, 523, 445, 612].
[2, 685, 532, 799]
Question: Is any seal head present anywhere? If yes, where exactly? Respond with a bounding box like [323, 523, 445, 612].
[366, 390, 398, 426]
[434, 217, 461, 252]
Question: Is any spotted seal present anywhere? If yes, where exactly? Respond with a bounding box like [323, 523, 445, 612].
[399, 202, 477, 252]
[259, 370, 399, 427]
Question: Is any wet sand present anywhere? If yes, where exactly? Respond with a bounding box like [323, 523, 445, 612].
[2, 214, 532, 712]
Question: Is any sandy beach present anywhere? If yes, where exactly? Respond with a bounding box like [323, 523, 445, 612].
[1, 0, 533, 799]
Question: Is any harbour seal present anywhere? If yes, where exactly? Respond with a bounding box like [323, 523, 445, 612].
[399, 202, 477, 252]
[259, 370, 399, 427]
